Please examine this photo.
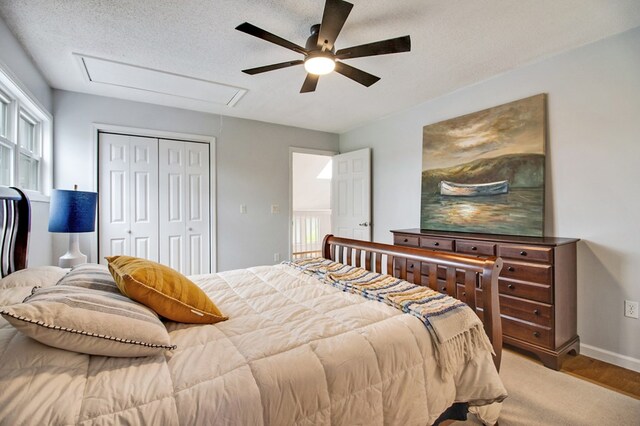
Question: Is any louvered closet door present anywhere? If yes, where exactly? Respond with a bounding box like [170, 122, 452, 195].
[159, 139, 210, 274]
[98, 133, 159, 262]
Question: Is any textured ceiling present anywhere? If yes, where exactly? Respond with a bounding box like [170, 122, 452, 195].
[1, 0, 639, 133]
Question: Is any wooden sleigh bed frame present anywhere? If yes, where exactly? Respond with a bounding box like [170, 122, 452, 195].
[0, 187, 30, 278]
[0, 186, 504, 367]
[0, 187, 504, 425]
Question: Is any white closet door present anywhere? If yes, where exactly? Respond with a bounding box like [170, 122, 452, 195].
[184, 142, 210, 275]
[129, 137, 159, 260]
[159, 139, 186, 272]
[99, 133, 130, 261]
[98, 133, 158, 263]
[158, 139, 210, 274]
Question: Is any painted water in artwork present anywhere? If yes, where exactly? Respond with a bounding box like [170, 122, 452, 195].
[421, 94, 546, 237]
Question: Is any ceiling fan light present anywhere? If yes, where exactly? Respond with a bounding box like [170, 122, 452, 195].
[304, 56, 336, 75]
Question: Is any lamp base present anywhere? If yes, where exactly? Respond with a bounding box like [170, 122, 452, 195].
[59, 233, 87, 268]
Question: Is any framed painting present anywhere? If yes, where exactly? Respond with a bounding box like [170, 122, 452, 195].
[421, 94, 546, 237]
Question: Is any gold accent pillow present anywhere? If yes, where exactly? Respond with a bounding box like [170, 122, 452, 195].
[106, 256, 227, 324]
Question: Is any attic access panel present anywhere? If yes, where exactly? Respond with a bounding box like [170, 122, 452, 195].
[77, 54, 246, 106]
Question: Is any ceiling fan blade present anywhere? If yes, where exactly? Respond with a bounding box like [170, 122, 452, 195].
[300, 74, 319, 93]
[242, 60, 304, 75]
[334, 62, 380, 87]
[236, 22, 307, 55]
[317, 0, 353, 50]
[335, 35, 411, 60]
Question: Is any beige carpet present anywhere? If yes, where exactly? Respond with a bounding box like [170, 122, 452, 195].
[459, 350, 640, 425]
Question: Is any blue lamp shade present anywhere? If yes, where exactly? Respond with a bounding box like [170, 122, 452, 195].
[48, 189, 98, 233]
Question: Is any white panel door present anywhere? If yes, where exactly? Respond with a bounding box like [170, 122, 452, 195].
[129, 137, 159, 260]
[331, 148, 371, 241]
[159, 139, 186, 272]
[99, 133, 158, 263]
[159, 139, 210, 274]
[184, 142, 210, 275]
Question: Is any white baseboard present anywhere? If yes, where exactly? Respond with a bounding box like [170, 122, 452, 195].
[580, 343, 640, 373]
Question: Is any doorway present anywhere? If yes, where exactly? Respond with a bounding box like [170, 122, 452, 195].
[290, 150, 333, 259]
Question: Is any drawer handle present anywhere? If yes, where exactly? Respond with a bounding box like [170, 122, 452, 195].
[507, 284, 515, 290]
[408, 264, 413, 269]
[471, 246, 477, 251]
[507, 266, 515, 272]
[533, 309, 540, 315]
[434, 242, 440, 246]
[462, 292, 466, 297]
[520, 250, 527, 256]
[441, 287, 446, 291]
[533, 331, 540, 338]
[403, 238, 408, 243]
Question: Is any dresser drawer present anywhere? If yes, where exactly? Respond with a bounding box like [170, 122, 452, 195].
[456, 286, 552, 327]
[500, 294, 552, 327]
[498, 244, 553, 263]
[455, 240, 495, 256]
[501, 261, 552, 285]
[502, 316, 553, 349]
[394, 234, 419, 247]
[420, 237, 454, 251]
[499, 278, 552, 304]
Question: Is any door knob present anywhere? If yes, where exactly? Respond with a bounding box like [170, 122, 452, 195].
[358, 222, 370, 227]
[188, 227, 193, 231]
[127, 230, 132, 234]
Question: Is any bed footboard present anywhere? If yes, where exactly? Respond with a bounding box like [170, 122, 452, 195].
[322, 234, 503, 370]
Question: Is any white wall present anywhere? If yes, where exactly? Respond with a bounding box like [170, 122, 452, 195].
[340, 27, 640, 368]
[292, 153, 332, 210]
[0, 15, 53, 267]
[52, 90, 339, 271]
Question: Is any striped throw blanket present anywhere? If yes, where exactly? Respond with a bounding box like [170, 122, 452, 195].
[285, 257, 493, 377]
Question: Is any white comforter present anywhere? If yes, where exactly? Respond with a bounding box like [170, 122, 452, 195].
[0, 264, 506, 425]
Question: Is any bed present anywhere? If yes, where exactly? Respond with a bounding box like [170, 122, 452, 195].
[0, 187, 507, 425]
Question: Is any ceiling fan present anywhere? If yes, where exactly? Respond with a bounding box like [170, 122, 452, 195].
[236, 0, 411, 93]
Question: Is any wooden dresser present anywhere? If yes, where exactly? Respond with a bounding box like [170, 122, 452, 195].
[391, 229, 580, 370]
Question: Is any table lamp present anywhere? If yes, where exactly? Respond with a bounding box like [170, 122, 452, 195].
[48, 185, 98, 268]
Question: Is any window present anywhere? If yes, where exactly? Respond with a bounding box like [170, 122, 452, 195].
[0, 69, 52, 194]
[0, 94, 8, 138]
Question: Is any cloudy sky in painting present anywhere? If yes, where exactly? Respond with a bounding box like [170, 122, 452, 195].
[422, 95, 546, 171]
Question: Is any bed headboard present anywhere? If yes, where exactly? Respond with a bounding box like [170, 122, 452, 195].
[0, 187, 31, 277]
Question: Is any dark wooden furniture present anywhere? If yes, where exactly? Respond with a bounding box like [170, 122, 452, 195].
[0, 186, 31, 278]
[391, 229, 579, 370]
[322, 234, 504, 370]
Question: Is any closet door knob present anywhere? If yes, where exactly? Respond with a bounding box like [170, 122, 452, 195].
[127, 230, 132, 234]
[188, 227, 194, 231]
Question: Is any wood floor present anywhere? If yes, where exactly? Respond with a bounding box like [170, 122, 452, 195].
[561, 353, 640, 399]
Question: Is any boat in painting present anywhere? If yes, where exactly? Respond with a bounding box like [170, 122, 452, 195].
[440, 180, 509, 197]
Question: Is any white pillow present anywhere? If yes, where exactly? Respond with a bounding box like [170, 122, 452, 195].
[1, 285, 176, 357]
[0, 266, 68, 290]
